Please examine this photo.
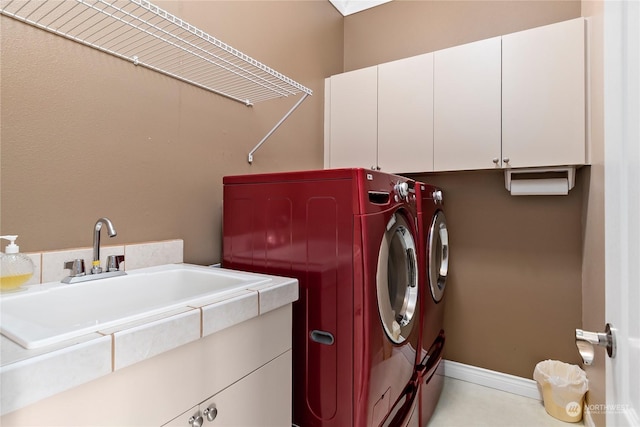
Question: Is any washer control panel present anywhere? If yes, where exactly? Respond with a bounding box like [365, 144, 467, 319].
[394, 180, 417, 203]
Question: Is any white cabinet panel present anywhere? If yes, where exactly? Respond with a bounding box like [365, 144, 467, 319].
[378, 53, 434, 173]
[433, 37, 502, 171]
[502, 18, 585, 168]
[163, 405, 199, 427]
[328, 66, 378, 169]
[200, 350, 292, 426]
[163, 351, 292, 427]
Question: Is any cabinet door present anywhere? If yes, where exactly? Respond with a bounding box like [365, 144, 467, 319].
[163, 405, 200, 427]
[378, 53, 434, 174]
[502, 18, 585, 168]
[433, 37, 502, 171]
[199, 350, 292, 426]
[328, 66, 378, 169]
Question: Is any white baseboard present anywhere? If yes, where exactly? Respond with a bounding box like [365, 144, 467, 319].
[442, 360, 541, 401]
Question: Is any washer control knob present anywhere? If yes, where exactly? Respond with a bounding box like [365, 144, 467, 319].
[433, 190, 443, 204]
[395, 182, 410, 199]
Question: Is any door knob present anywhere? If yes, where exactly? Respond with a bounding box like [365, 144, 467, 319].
[575, 323, 616, 365]
[189, 413, 204, 427]
[203, 406, 218, 421]
[503, 157, 510, 164]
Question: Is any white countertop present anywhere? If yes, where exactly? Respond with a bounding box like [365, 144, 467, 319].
[0, 265, 298, 416]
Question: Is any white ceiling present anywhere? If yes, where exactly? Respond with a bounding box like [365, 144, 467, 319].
[329, 0, 393, 16]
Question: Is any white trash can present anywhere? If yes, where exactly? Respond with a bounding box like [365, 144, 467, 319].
[533, 360, 589, 423]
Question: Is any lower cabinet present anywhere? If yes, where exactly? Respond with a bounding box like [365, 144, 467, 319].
[164, 350, 292, 426]
[0, 305, 293, 427]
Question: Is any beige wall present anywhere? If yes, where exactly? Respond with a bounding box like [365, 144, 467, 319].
[343, 0, 581, 71]
[410, 170, 584, 378]
[1, 0, 604, 402]
[0, 1, 343, 265]
[581, 1, 606, 425]
[344, 0, 585, 379]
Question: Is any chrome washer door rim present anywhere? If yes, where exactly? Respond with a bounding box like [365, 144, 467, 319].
[376, 212, 419, 344]
[428, 211, 449, 303]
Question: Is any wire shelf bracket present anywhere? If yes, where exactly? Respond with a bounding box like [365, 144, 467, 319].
[0, 0, 313, 163]
[248, 92, 310, 164]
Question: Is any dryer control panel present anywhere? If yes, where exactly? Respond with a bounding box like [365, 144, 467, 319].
[433, 190, 444, 204]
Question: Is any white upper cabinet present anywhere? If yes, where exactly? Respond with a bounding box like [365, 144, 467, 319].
[325, 54, 434, 173]
[326, 66, 378, 170]
[324, 18, 586, 173]
[502, 18, 586, 168]
[378, 53, 434, 173]
[433, 37, 502, 171]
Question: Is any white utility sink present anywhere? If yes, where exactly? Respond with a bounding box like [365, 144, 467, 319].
[0, 264, 272, 349]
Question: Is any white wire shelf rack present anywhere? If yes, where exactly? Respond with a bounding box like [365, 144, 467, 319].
[1, 0, 313, 162]
[0, 0, 312, 105]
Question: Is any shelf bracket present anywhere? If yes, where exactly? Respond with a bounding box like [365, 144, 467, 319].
[248, 93, 311, 164]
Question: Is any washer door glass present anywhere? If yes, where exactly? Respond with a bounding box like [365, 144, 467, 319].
[428, 211, 449, 303]
[377, 211, 419, 344]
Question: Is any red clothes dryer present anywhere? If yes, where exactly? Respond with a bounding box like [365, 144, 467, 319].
[222, 168, 422, 427]
[415, 182, 449, 426]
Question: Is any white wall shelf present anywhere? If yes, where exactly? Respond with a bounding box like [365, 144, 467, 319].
[0, 0, 313, 163]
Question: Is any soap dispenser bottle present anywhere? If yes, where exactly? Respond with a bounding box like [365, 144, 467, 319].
[0, 235, 35, 292]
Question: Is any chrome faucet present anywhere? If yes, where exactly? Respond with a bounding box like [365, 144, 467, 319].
[62, 217, 126, 283]
[92, 217, 117, 274]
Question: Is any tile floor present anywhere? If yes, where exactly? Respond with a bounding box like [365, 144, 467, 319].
[428, 377, 584, 426]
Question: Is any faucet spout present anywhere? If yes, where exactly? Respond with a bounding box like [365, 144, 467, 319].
[92, 217, 117, 274]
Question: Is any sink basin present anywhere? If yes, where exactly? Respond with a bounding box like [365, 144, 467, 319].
[0, 264, 272, 349]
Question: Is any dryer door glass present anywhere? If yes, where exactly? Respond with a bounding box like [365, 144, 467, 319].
[428, 211, 449, 302]
[377, 211, 419, 344]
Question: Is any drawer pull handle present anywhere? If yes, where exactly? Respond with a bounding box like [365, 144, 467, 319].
[310, 330, 334, 345]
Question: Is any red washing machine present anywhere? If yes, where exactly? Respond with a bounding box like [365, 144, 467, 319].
[222, 168, 422, 427]
[414, 182, 449, 426]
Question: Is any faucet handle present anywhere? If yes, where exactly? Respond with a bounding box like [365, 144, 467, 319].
[106, 255, 125, 272]
[64, 259, 86, 277]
